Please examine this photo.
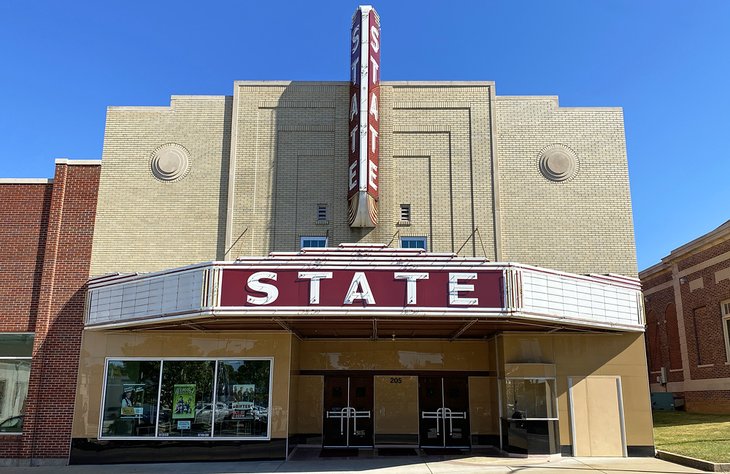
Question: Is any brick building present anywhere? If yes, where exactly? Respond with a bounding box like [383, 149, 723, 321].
[1, 5, 653, 466]
[641, 220, 730, 413]
[0, 161, 100, 465]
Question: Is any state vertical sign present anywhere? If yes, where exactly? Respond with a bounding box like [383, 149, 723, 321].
[348, 6, 380, 228]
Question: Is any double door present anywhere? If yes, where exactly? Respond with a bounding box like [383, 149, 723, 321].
[419, 377, 470, 448]
[323, 376, 373, 448]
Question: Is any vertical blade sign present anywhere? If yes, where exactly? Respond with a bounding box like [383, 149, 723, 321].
[348, 6, 380, 228]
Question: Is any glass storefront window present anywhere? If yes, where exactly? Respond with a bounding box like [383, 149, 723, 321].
[504, 378, 557, 419]
[215, 360, 271, 437]
[100, 358, 271, 440]
[158, 360, 215, 438]
[101, 360, 161, 437]
[0, 333, 33, 434]
[0, 333, 34, 357]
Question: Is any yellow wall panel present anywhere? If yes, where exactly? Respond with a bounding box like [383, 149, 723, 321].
[374, 376, 418, 434]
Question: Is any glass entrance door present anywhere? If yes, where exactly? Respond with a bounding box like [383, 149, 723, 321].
[323, 376, 373, 448]
[419, 376, 470, 448]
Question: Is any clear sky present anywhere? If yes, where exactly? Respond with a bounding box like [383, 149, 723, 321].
[1, 1, 728, 271]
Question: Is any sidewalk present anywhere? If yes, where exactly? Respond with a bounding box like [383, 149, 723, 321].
[0, 454, 705, 474]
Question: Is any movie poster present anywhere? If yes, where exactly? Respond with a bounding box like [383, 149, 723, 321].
[172, 384, 196, 419]
[120, 383, 145, 417]
[232, 384, 255, 400]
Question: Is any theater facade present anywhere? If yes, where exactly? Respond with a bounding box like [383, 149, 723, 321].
[1, 5, 653, 466]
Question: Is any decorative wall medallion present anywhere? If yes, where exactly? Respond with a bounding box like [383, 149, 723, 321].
[150, 143, 191, 182]
[538, 144, 579, 182]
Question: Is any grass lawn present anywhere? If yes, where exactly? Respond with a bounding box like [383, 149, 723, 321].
[653, 411, 730, 463]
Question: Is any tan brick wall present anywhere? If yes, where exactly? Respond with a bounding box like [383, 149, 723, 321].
[92, 82, 638, 279]
[495, 96, 637, 276]
[90, 95, 231, 275]
[226, 81, 498, 259]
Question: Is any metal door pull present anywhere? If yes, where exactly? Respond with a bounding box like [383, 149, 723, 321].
[327, 406, 371, 435]
[421, 407, 467, 436]
[442, 407, 467, 436]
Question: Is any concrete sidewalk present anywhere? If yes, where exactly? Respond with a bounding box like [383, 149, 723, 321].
[0, 455, 705, 474]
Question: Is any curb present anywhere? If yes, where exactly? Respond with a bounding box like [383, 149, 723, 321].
[657, 450, 730, 472]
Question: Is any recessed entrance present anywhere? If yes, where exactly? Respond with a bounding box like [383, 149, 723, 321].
[323, 376, 374, 448]
[419, 376, 470, 448]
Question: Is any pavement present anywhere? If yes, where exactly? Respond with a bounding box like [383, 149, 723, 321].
[0, 450, 705, 474]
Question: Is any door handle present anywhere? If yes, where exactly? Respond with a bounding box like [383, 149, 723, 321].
[442, 407, 467, 436]
[351, 409, 371, 435]
[421, 408, 443, 435]
[327, 407, 371, 435]
[325, 407, 351, 435]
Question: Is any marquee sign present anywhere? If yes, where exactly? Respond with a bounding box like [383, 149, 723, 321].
[85, 247, 644, 330]
[348, 5, 380, 227]
[219, 268, 503, 311]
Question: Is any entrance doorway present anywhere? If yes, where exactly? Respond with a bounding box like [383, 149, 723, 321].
[419, 376, 470, 448]
[323, 376, 374, 448]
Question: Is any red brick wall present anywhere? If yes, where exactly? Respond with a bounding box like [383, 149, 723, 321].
[684, 390, 730, 414]
[677, 238, 730, 272]
[642, 233, 730, 412]
[680, 259, 730, 380]
[0, 164, 99, 461]
[643, 285, 684, 383]
[0, 183, 52, 332]
[665, 303, 683, 371]
[643, 271, 672, 289]
[646, 309, 661, 371]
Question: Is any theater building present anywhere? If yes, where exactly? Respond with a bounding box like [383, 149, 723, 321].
[641, 220, 730, 413]
[1, 5, 654, 466]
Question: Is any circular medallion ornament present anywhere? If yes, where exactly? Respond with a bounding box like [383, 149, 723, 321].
[537, 144, 579, 182]
[150, 143, 191, 182]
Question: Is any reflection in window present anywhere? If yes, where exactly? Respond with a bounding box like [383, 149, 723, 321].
[158, 360, 215, 438]
[0, 333, 33, 434]
[100, 359, 272, 439]
[504, 378, 557, 419]
[215, 360, 271, 437]
[101, 360, 160, 437]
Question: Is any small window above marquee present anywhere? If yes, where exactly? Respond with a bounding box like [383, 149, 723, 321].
[301, 236, 328, 249]
[400, 236, 426, 250]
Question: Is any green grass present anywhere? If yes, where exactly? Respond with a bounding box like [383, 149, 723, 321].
[653, 411, 730, 463]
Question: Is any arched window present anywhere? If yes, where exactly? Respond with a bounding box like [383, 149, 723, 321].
[646, 310, 661, 371]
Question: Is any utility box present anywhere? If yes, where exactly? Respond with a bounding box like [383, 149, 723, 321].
[651, 392, 675, 411]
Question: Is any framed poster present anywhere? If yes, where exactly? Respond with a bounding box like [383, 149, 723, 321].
[120, 383, 145, 417]
[172, 384, 196, 419]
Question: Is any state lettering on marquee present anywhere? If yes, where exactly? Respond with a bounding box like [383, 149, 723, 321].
[219, 268, 504, 311]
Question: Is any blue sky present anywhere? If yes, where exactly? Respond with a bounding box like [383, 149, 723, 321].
[1, 1, 728, 271]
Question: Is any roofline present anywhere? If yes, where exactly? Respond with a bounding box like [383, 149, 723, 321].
[55, 158, 101, 166]
[233, 80, 495, 87]
[0, 178, 53, 184]
[640, 220, 730, 276]
[638, 261, 671, 280]
[666, 221, 730, 261]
